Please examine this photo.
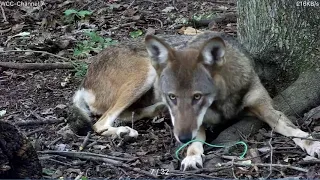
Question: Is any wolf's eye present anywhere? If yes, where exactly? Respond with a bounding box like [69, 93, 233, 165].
[168, 94, 176, 100]
[193, 93, 202, 100]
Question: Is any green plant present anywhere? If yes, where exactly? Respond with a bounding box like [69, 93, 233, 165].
[81, 176, 88, 180]
[72, 61, 88, 78]
[64, 9, 92, 23]
[130, 29, 143, 38]
[192, 12, 216, 21]
[73, 30, 118, 58]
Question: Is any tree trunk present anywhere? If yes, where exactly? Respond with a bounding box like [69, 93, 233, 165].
[209, 0, 320, 147]
[237, 0, 320, 95]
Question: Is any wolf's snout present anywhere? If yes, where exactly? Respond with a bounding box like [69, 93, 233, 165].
[178, 133, 193, 143]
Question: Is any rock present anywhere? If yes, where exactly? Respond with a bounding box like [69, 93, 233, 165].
[0, 121, 42, 178]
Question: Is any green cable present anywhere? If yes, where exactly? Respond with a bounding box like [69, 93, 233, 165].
[175, 139, 248, 160]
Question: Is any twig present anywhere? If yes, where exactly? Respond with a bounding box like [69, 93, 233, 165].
[220, 162, 308, 173]
[78, 137, 110, 144]
[47, 137, 63, 147]
[126, 0, 136, 9]
[266, 128, 274, 179]
[169, 171, 219, 179]
[0, 62, 73, 70]
[131, 111, 134, 129]
[25, 127, 44, 136]
[108, 22, 136, 31]
[79, 131, 91, 151]
[298, 159, 320, 165]
[147, 18, 163, 28]
[231, 158, 238, 179]
[0, 5, 7, 22]
[86, 140, 98, 148]
[169, 166, 232, 175]
[248, 148, 262, 164]
[38, 151, 157, 178]
[171, 0, 179, 12]
[47, 158, 72, 166]
[39, 150, 137, 162]
[191, 12, 237, 28]
[0, 50, 69, 61]
[14, 119, 64, 126]
[266, 113, 281, 178]
[74, 172, 84, 180]
[0, 27, 11, 34]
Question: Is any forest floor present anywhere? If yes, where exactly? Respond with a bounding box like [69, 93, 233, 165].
[0, 0, 320, 179]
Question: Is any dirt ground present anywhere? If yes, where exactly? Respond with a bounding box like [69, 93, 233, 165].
[0, 0, 320, 179]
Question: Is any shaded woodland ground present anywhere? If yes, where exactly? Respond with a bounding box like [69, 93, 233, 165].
[0, 0, 319, 179]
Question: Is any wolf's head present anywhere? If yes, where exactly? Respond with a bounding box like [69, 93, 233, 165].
[145, 35, 226, 143]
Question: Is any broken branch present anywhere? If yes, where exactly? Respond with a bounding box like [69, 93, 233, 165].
[0, 50, 69, 61]
[14, 119, 64, 126]
[38, 150, 157, 178]
[0, 62, 73, 70]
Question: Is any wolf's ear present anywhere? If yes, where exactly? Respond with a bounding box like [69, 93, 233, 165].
[200, 37, 226, 66]
[145, 35, 172, 67]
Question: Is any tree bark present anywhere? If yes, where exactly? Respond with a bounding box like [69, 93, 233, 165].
[209, 0, 320, 147]
[237, 0, 320, 95]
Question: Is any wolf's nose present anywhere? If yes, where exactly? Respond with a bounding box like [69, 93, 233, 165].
[178, 134, 192, 143]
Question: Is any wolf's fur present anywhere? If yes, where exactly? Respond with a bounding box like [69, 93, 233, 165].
[68, 32, 320, 171]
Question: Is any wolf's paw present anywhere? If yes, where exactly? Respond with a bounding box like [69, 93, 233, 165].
[180, 154, 204, 171]
[294, 138, 320, 158]
[304, 140, 320, 157]
[93, 124, 138, 138]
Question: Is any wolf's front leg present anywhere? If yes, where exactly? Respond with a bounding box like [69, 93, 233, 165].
[180, 126, 206, 171]
[93, 107, 138, 138]
[252, 106, 320, 157]
[245, 82, 320, 157]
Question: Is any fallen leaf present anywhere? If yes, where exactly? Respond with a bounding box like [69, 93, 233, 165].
[41, 108, 53, 115]
[108, 3, 122, 10]
[136, 151, 148, 156]
[56, 104, 67, 109]
[152, 117, 164, 123]
[0, 110, 6, 117]
[313, 126, 320, 132]
[61, 74, 71, 87]
[180, 6, 188, 12]
[218, 5, 228, 10]
[178, 27, 202, 35]
[146, 27, 156, 35]
[11, 23, 25, 33]
[42, 168, 55, 176]
[13, 32, 30, 38]
[257, 146, 270, 153]
[162, 6, 175, 13]
[55, 144, 69, 151]
[93, 145, 108, 150]
[65, 168, 81, 174]
[52, 169, 63, 178]
[303, 155, 317, 161]
[131, 15, 141, 21]
[239, 160, 252, 165]
[131, 160, 141, 166]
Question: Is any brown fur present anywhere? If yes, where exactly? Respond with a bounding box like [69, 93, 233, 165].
[83, 47, 151, 114]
